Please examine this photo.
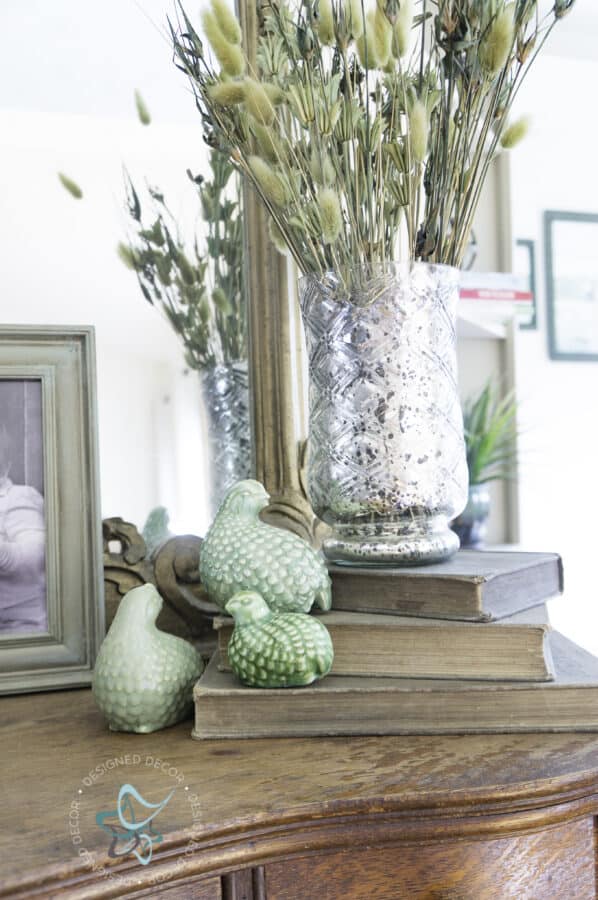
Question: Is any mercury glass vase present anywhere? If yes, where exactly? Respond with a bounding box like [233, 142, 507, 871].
[201, 361, 251, 513]
[299, 263, 468, 566]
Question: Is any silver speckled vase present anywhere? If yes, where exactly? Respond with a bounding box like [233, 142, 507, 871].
[299, 263, 468, 566]
[201, 361, 251, 513]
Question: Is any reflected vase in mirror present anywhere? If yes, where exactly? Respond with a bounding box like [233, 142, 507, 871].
[450, 483, 491, 550]
[299, 263, 468, 566]
[201, 360, 251, 513]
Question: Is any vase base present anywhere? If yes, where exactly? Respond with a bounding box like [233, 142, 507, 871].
[322, 517, 460, 567]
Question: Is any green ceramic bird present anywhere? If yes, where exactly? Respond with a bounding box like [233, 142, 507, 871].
[225, 590, 334, 688]
[200, 479, 332, 613]
[92, 583, 204, 733]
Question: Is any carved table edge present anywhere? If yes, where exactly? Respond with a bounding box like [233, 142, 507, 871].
[4, 782, 598, 899]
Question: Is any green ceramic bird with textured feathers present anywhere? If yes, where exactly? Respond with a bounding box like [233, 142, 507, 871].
[92, 583, 203, 733]
[200, 479, 332, 613]
[225, 590, 334, 688]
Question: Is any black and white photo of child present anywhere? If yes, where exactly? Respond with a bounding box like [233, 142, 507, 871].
[0, 381, 47, 633]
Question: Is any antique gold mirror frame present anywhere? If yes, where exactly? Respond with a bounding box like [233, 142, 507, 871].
[237, 1, 321, 546]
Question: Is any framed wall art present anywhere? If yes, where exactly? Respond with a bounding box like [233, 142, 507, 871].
[0, 326, 104, 693]
[514, 238, 537, 330]
[544, 210, 598, 361]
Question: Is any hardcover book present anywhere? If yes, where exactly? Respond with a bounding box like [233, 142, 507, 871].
[192, 633, 597, 740]
[213, 605, 553, 682]
[330, 550, 563, 622]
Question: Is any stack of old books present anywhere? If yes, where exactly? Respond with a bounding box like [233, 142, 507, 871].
[192, 550, 598, 739]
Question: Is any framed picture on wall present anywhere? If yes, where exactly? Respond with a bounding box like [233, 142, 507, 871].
[0, 326, 104, 693]
[544, 211, 598, 361]
[514, 238, 537, 330]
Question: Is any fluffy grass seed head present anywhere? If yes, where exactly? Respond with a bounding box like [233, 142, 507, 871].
[479, 7, 515, 76]
[244, 77, 275, 125]
[58, 172, 83, 199]
[268, 219, 288, 255]
[500, 115, 530, 149]
[317, 0, 336, 45]
[212, 286, 233, 314]
[210, 0, 241, 45]
[263, 83, 285, 106]
[346, 0, 364, 40]
[207, 80, 246, 106]
[202, 10, 245, 77]
[134, 90, 151, 125]
[117, 242, 137, 269]
[253, 122, 286, 164]
[248, 156, 288, 207]
[393, 0, 413, 58]
[409, 99, 429, 163]
[318, 188, 343, 244]
[372, 6, 393, 68]
[356, 15, 378, 70]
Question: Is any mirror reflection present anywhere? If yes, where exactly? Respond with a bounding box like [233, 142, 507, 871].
[0, 0, 223, 536]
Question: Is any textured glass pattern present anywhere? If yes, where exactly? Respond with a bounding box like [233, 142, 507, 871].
[299, 263, 468, 565]
[201, 362, 251, 512]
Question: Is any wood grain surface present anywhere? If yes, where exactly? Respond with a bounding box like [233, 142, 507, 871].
[3, 689, 598, 897]
[264, 819, 595, 898]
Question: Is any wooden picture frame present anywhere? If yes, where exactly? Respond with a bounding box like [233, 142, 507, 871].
[545, 210, 598, 361]
[0, 326, 104, 694]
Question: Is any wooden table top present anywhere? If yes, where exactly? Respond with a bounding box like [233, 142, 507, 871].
[4, 688, 598, 896]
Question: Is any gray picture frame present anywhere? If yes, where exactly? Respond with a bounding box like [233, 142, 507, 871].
[515, 238, 537, 330]
[0, 326, 104, 694]
[545, 210, 598, 361]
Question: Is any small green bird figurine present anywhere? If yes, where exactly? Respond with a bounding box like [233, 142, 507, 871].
[225, 590, 334, 688]
[92, 583, 204, 733]
[200, 479, 332, 613]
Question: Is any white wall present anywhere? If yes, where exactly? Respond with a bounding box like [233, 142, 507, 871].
[510, 53, 598, 653]
[0, 1, 215, 536]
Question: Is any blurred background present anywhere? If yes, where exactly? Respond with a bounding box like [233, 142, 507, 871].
[0, 1, 596, 649]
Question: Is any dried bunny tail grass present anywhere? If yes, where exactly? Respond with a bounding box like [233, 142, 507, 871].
[253, 122, 286, 164]
[210, 0, 241, 45]
[409, 99, 429, 163]
[392, 0, 413, 58]
[318, 188, 343, 244]
[355, 15, 378, 70]
[372, 6, 393, 68]
[134, 90, 151, 125]
[263, 83, 286, 106]
[212, 286, 233, 314]
[479, 7, 515, 76]
[244, 77, 275, 125]
[117, 242, 138, 269]
[500, 115, 530, 149]
[346, 0, 364, 40]
[202, 10, 245, 77]
[248, 156, 288, 207]
[309, 149, 336, 186]
[317, 0, 336, 45]
[268, 219, 288, 255]
[207, 80, 246, 106]
[58, 172, 83, 199]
